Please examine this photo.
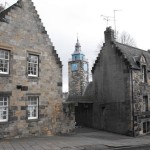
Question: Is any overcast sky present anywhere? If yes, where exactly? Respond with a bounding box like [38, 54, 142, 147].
[1, 0, 150, 92]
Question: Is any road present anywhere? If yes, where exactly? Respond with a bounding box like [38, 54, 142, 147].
[0, 128, 150, 150]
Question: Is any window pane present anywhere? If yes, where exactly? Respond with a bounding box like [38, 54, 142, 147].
[148, 122, 150, 132]
[4, 102, 7, 106]
[143, 122, 146, 133]
[3, 116, 6, 119]
[28, 54, 38, 76]
[143, 96, 148, 112]
[0, 111, 3, 119]
[0, 50, 9, 74]
[4, 97, 7, 101]
[28, 96, 38, 119]
[0, 97, 8, 122]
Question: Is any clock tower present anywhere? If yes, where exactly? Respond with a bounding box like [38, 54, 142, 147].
[68, 37, 89, 96]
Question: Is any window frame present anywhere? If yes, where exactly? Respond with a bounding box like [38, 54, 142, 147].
[71, 63, 78, 71]
[143, 95, 149, 112]
[0, 97, 8, 122]
[27, 54, 39, 77]
[141, 65, 147, 83]
[83, 63, 88, 72]
[0, 49, 10, 75]
[27, 96, 39, 120]
[143, 121, 150, 134]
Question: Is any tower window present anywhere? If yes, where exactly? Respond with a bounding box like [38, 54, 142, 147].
[71, 63, 78, 71]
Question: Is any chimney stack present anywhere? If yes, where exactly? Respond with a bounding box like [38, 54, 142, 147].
[104, 26, 115, 44]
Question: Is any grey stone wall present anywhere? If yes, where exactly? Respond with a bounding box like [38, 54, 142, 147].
[85, 32, 133, 135]
[0, 0, 74, 138]
[68, 60, 89, 96]
[132, 69, 150, 136]
[91, 43, 132, 134]
[74, 28, 150, 136]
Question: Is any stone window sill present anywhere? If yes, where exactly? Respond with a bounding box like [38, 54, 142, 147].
[139, 82, 148, 86]
[0, 121, 8, 124]
[0, 74, 11, 77]
[27, 76, 40, 80]
[26, 119, 39, 122]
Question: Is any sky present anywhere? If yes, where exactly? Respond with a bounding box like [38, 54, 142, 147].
[1, 0, 150, 92]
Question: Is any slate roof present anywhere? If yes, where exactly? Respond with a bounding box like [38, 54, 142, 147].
[114, 42, 150, 70]
[92, 42, 150, 73]
[0, 0, 22, 23]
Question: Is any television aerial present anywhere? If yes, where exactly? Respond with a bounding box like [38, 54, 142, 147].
[101, 15, 114, 27]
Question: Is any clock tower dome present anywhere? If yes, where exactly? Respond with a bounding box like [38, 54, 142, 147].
[68, 37, 89, 96]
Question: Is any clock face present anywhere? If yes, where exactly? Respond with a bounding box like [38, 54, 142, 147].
[83, 63, 88, 71]
[71, 63, 78, 71]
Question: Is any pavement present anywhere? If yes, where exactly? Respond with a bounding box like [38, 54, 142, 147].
[0, 127, 150, 150]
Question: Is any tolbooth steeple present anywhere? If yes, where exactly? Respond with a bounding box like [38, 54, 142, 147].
[68, 36, 89, 96]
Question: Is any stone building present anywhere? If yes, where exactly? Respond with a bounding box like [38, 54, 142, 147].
[68, 38, 89, 96]
[0, 0, 74, 138]
[71, 27, 150, 136]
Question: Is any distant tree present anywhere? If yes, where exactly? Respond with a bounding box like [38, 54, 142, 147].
[117, 31, 136, 47]
[97, 31, 137, 57]
[0, 4, 5, 12]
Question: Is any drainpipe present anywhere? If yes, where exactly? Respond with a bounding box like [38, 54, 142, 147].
[131, 68, 135, 137]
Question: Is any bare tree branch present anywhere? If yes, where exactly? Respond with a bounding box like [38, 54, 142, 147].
[117, 31, 136, 47]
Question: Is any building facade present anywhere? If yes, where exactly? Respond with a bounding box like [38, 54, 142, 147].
[71, 27, 150, 136]
[68, 38, 89, 96]
[0, 0, 74, 138]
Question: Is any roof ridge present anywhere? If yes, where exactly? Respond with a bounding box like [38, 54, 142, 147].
[115, 41, 147, 53]
[113, 42, 150, 69]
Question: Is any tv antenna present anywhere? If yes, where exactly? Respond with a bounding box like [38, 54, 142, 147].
[113, 10, 121, 39]
[101, 15, 114, 27]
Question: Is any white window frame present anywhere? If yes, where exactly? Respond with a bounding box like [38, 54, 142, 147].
[0, 50, 9, 74]
[27, 96, 38, 120]
[27, 54, 39, 77]
[0, 97, 8, 122]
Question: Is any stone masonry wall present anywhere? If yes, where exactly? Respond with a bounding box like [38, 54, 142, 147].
[0, 0, 74, 138]
[90, 42, 133, 135]
[68, 60, 88, 96]
[132, 69, 150, 136]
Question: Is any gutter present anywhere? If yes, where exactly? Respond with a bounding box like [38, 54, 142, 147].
[131, 67, 135, 137]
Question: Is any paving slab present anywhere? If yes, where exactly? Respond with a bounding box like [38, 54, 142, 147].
[0, 128, 150, 150]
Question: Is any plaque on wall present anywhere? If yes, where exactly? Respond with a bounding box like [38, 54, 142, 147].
[21, 86, 28, 91]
